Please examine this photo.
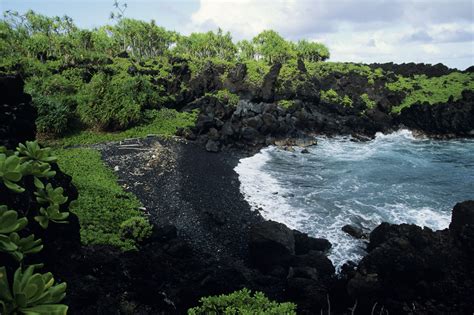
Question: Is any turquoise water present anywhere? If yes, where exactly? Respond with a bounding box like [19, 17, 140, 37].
[235, 130, 474, 268]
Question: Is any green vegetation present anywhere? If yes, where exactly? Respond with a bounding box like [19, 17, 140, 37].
[188, 288, 297, 315]
[320, 89, 353, 107]
[278, 100, 297, 109]
[0, 10, 332, 142]
[0, 141, 69, 314]
[48, 108, 197, 147]
[243, 59, 270, 89]
[120, 216, 153, 243]
[0, 265, 68, 315]
[360, 93, 376, 109]
[387, 72, 474, 113]
[206, 89, 240, 107]
[54, 148, 145, 250]
[76, 71, 160, 131]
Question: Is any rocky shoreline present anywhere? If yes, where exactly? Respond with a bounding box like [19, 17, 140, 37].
[1, 71, 473, 314]
[51, 137, 472, 314]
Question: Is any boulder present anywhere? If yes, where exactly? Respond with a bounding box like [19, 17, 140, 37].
[249, 220, 295, 271]
[293, 230, 332, 254]
[450, 200, 474, 252]
[342, 224, 368, 239]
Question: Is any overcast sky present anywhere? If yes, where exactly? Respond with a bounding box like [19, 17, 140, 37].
[2, 0, 473, 69]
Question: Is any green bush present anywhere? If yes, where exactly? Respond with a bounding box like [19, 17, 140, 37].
[360, 93, 376, 109]
[387, 72, 474, 113]
[278, 100, 296, 109]
[320, 89, 339, 104]
[188, 288, 296, 315]
[207, 89, 240, 107]
[120, 216, 153, 243]
[244, 60, 270, 89]
[320, 89, 353, 107]
[77, 71, 159, 130]
[34, 96, 71, 136]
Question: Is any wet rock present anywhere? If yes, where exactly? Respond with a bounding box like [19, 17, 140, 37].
[291, 250, 335, 278]
[249, 220, 295, 271]
[346, 201, 474, 313]
[293, 230, 331, 254]
[450, 200, 474, 252]
[342, 224, 368, 239]
[397, 90, 474, 137]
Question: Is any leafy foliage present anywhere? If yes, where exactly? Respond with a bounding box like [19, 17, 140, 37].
[54, 148, 145, 250]
[278, 100, 297, 109]
[119, 216, 153, 243]
[188, 288, 297, 315]
[0, 141, 68, 314]
[48, 108, 197, 147]
[320, 89, 353, 107]
[360, 93, 376, 109]
[387, 72, 474, 113]
[0, 154, 25, 193]
[207, 89, 240, 107]
[77, 71, 159, 130]
[295, 39, 330, 62]
[175, 28, 236, 61]
[0, 266, 67, 315]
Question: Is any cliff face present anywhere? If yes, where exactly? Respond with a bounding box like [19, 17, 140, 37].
[154, 60, 473, 152]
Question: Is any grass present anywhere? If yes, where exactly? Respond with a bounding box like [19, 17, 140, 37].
[46, 108, 197, 147]
[55, 147, 144, 250]
[305, 61, 385, 82]
[387, 72, 474, 113]
[45, 107, 197, 250]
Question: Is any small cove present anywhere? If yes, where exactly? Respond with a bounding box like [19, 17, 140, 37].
[235, 130, 474, 268]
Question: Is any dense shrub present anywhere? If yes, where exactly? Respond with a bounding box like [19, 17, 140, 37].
[243, 60, 270, 89]
[207, 89, 240, 107]
[188, 288, 297, 315]
[77, 71, 159, 130]
[34, 96, 71, 136]
[320, 89, 353, 107]
[120, 216, 153, 243]
[387, 72, 474, 113]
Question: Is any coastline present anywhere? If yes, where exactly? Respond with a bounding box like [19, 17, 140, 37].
[99, 136, 264, 261]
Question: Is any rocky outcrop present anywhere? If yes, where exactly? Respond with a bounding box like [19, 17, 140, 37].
[345, 200, 474, 314]
[369, 62, 455, 78]
[0, 75, 36, 149]
[397, 90, 474, 137]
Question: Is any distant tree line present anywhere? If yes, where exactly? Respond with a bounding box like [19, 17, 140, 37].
[0, 10, 330, 64]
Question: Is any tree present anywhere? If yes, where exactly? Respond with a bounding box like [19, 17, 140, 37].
[174, 28, 237, 61]
[236, 39, 256, 60]
[252, 30, 295, 64]
[295, 39, 330, 62]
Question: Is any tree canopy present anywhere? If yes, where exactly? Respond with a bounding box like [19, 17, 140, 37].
[1, 10, 330, 65]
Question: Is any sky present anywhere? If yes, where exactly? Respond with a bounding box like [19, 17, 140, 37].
[1, 0, 473, 69]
